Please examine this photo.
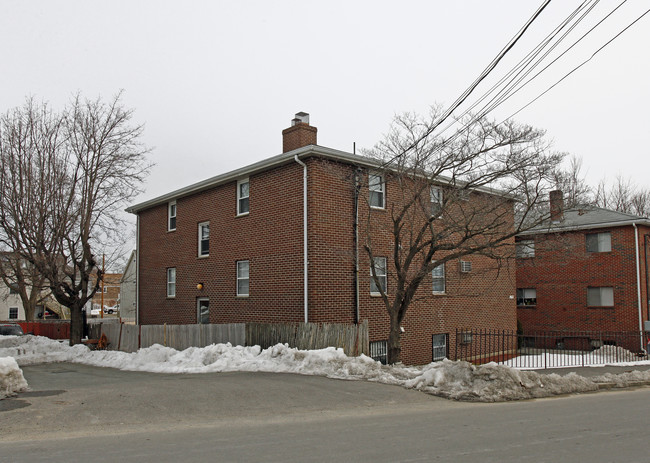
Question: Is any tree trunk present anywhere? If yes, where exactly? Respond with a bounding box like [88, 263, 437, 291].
[387, 314, 402, 364]
[69, 304, 84, 346]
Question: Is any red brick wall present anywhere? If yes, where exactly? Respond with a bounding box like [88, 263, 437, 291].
[138, 162, 305, 325]
[516, 224, 650, 333]
[306, 160, 517, 365]
[137, 156, 518, 365]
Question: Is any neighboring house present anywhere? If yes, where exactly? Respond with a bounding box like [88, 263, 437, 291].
[120, 251, 137, 321]
[126, 113, 518, 365]
[91, 273, 122, 309]
[516, 191, 650, 345]
[0, 281, 25, 321]
[0, 280, 67, 321]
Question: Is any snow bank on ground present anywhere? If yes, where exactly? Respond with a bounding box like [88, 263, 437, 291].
[0, 356, 29, 399]
[2, 335, 648, 402]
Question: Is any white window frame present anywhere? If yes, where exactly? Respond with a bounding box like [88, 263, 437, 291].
[432, 262, 445, 294]
[237, 178, 250, 216]
[516, 288, 537, 306]
[430, 186, 443, 217]
[370, 257, 387, 295]
[516, 240, 535, 258]
[237, 260, 250, 297]
[198, 221, 210, 257]
[586, 232, 611, 253]
[168, 201, 177, 231]
[587, 287, 614, 307]
[369, 173, 385, 209]
[167, 267, 176, 298]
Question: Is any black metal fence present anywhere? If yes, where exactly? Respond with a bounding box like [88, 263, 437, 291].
[451, 329, 649, 369]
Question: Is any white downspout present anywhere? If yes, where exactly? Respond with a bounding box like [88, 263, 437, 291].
[633, 223, 646, 353]
[135, 214, 140, 326]
[294, 155, 308, 323]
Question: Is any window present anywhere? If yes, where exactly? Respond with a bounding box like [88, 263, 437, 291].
[237, 260, 249, 296]
[587, 287, 614, 307]
[167, 268, 176, 298]
[369, 174, 385, 209]
[102, 286, 108, 293]
[237, 179, 250, 215]
[197, 298, 210, 324]
[516, 240, 535, 258]
[369, 340, 388, 365]
[586, 232, 611, 253]
[370, 257, 387, 294]
[168, 201, 177, 231]
[432, 262, 445, 293]
[516, 288, 537, 306]
[8, 283, 19, 295]
[430, 186, 443, 217]
[9, 307, 18, 319]
[198, 222, 210, 257]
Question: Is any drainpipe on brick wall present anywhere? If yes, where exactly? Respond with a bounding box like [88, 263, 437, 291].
[136, 214, 140, 325]
[633, 223, 646, 353]
[645, 234, 650, 321]
[294, 155, 308, 323]
[353, 169, 361, 324]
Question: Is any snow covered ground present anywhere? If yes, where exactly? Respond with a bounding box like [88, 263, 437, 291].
[2, 335, 650, 402]
[502, 344, 650, 370]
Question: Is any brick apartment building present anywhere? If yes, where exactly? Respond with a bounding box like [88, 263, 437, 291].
[516, 191, 650, 348]
[127, 113, 518, 365]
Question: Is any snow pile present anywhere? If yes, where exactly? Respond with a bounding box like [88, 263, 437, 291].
[405, 360, 597, 401]
[0, 356, 29, 399]
[1, 335, 648, 402]
[502, 344, 650, 369]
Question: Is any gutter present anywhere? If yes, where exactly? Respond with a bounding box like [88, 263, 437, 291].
[633, 223, 646, 353]
[294, 155, 308, 323]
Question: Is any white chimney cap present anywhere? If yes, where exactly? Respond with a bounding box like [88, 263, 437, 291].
[292, 112, 310, 126]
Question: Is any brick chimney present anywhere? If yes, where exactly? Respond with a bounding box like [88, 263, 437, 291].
[549, 190, 564, 222]
[282, 112, 317, 153]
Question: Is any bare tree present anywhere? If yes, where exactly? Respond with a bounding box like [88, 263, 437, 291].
[361, 108, 562, 363]
[552, 155, 592, 208]
[0, 93, 150, 343]
[594, 175, 650, 217]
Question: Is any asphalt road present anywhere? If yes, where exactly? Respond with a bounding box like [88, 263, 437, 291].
[2, 364, 650, 462]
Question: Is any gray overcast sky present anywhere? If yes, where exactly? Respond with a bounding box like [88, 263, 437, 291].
[2, 0, 648, 206]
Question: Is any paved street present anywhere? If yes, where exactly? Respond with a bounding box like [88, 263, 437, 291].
[2, 364, 650, 462]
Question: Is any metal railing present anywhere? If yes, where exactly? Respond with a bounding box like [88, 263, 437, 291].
[452, 329, 648, 369]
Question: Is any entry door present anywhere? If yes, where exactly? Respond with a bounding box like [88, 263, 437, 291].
[197, 298, 210, 324]
[432, 333, 448, 362]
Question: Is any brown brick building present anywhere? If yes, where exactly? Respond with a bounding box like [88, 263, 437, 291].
[516, 192, 650, 349]
[127, 114, 518, 365]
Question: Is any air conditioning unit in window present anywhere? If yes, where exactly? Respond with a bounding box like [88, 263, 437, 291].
[460, 261, 472, 273]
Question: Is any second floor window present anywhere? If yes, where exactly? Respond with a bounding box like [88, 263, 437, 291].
[198, 222, 210, 257]
[587, 287, 614, 307]
[238, 179, 250, 215]
[586, 232, 611, 253]
[369, 174, 385, 209]
[516, 240, 535, 258]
